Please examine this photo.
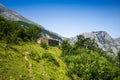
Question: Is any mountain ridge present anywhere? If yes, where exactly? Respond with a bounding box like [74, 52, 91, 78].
[0, 4, 33, 23]
[70, 31, 120, 56]
[0, 4, 63, 41]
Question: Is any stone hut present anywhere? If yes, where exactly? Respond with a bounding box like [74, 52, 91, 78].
[37, 37, 59, 46]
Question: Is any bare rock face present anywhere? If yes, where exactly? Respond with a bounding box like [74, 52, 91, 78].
[70, 31, 120, 56]
[0, 4, 32, 23]
[114, 38, 120, 51]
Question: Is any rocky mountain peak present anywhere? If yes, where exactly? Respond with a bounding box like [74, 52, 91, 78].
[0, 3, 5, 10]
[83, 31, 112, 40]
[70, 31, 120, 56]
[83, 31, 113, 44]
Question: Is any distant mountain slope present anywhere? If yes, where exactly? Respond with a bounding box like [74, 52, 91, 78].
[0, 4, 33, 23]
[114, 37, 120, 50]
[0, 4, 62, 41]
[70, 31, 120, 56]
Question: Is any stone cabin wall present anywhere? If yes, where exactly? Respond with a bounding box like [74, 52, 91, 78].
[37, 37, 59, 46]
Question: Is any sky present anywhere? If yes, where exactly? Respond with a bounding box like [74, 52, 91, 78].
[0, 0, 120, 38]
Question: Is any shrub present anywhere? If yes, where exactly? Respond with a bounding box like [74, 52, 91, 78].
[29, 51, 41, 62]
[40, 41, 48, 49]
[42, 52, 59, 67]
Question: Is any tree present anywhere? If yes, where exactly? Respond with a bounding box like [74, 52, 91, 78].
[118, 51, 120, 67]
[61, 39, 72, 56]
[40, 41, 48, 49]
[74, 35, 85, 48]
[26, 25, 41, 41]
[74, 35, 98, 51]
[0, 16, 41, 44]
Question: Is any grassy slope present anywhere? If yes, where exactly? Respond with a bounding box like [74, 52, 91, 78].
[0, 42, 70, 80]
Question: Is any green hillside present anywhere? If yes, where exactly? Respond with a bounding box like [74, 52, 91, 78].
[0, 15, 120, 80]
[0, 42, 70, 80]
[0, 41, 120, 80]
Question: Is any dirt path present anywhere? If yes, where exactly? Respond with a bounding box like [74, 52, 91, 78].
[24, 52, 33, 80]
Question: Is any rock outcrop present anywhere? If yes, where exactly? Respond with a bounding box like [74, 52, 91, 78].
[70, 31, 120, 56]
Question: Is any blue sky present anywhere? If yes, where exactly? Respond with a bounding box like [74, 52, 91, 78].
[0, 0, 120, 38]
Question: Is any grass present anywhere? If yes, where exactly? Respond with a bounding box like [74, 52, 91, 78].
[0, 42, 70, 80]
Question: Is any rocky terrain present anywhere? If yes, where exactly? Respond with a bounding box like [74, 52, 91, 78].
[0, 4, 33, 23]
[70, 31, 120, 56]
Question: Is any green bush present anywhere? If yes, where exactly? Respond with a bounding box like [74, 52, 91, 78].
[42, 52, 59, 67]
[60, 35, 120, 80]
[29, 51, 41, 62]
[40, 41, 48, 49]
[0, 16, 41, 44]
[61, 39, 72, 56]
